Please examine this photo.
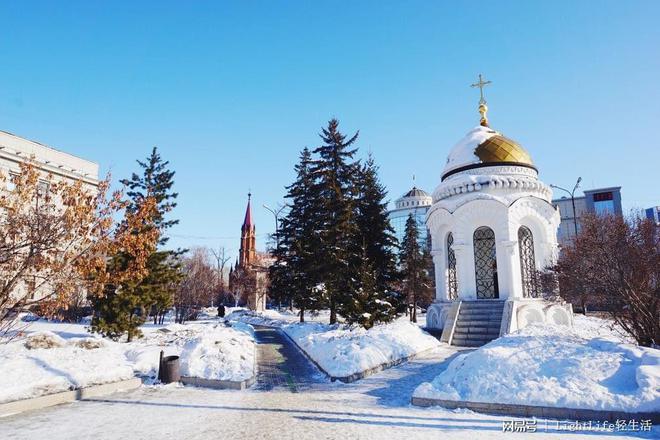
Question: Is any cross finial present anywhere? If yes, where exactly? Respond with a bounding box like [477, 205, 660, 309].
[470, 74, 492, 104]
[470, 74, 492, 127]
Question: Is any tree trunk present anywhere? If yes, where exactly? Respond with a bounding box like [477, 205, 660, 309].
[299, 306, 305, 323]
[330, 297, 336, 324]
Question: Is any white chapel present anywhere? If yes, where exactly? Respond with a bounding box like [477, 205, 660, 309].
[425, 76, 573, 346]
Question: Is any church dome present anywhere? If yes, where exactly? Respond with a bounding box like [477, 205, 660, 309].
[394, 186, 432, 210]
[442, 125, 536, 181]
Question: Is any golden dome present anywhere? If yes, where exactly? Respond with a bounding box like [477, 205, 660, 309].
[474, 134, 534, 166]
[441, 128, 537, 181]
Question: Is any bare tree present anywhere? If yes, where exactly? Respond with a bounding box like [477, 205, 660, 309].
[210, 246, 231, 302]
[547, 213, 659, 347]
[228, 266, 256, 307]
[175, 248, 217, 323]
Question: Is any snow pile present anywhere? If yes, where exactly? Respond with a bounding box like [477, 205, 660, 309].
[0, 332, 133, 403]
[225, 309, 286, 328]
[124, 322, 255, 379]
[180, 327, 255, 381]
[571, 314, 634, 343]
[414, 324, 660, 412]
[283, 320, 440, 378]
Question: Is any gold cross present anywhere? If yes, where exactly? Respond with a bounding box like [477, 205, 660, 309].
[471, 74, 492, 104]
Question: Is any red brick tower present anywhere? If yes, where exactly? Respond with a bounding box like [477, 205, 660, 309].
[239, 193, 257, 268]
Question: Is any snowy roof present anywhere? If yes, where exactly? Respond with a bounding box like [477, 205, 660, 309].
[441, 125, 535, 180]
[442, 126, 498, 177]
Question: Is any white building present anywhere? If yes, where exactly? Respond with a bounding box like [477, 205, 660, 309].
[388, 187, 432, 249]
[424, 101, 572, 346]
[0, 130, 99, 189]
[0, 130, 100, 301]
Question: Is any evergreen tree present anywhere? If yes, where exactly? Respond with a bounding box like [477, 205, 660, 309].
[345, 250, 397, 328]
[311, 119, 360, 324]
[119, 147, 183, 324]
[90, 256, 145, 341]
[354, 155, 399, 293]
[270, 148, 324, 322]
[399, 213, 433, 323]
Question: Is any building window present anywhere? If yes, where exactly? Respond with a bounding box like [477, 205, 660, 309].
[447, 232, 457, 300]
[518, 226, 539, 298]
[593, 191, 614, 215]
[37, 180, 50, 197]
[7, 172, 18, 191]
[473, 226, 499, 299]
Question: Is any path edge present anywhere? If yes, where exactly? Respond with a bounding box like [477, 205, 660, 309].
[411, 396, 660, 424]
[0, 378, 142, 417]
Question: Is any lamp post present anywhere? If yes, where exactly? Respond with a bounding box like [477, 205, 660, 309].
[263, 203, 287, 247]
[550, 177, 582, 238]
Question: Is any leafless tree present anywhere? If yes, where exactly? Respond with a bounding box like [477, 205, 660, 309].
[547, 213, 659, 347]
[210, 246, 231, 302]
[175, 248, 218, 323]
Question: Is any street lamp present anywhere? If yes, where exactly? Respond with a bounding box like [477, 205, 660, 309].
[263, 203, 287, 247]
[550, 177, 582, 237]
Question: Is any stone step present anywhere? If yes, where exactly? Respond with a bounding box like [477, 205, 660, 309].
[458, 311, 502, 319]
[451, 337, 497, 347]
[455, 320, 501, 327]
[453, 327, 500, 335]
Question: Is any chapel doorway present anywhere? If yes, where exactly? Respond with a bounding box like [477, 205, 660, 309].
[473, 226, 499, 299]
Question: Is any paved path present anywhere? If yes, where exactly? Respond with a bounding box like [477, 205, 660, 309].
[252, 326, 326, 392]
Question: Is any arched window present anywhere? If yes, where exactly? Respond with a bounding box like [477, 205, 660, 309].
[518, 226, 540, 298]
[473, 226, 499, 299]
[447, 233, 458, 300]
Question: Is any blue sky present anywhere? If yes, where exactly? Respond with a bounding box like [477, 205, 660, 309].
[1, 1, 659, 257]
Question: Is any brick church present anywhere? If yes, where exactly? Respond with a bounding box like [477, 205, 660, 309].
[229, 193, 271, 311]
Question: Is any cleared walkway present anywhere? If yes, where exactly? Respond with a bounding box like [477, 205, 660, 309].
[252, 325, 326, 392]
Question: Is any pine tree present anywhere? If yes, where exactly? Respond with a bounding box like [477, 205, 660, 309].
[311, 119, 360, 324]
[354, 155, 399, 293]
[119, 147, 183, 325]
[270, 148, 324, 322]
[400, 213, 432, 323]
[345, 250, 397, 328]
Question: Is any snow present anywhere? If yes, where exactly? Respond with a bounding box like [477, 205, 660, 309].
[179, 327, 255, 381]
[443, 125, 497, 177]
[0, 331, 133, 404]
[414, 322, 660, 413]
[0, 318, 257, 403]
[283, 320, 441, 378]
[3, 345, 655, 439]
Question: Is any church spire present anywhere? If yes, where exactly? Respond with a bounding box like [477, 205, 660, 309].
[242, 192, 253, 229]
[239, 192, 257, 268]
[470, 74, 492, 127]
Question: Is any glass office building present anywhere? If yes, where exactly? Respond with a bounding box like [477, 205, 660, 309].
[388, 187, 433, 250]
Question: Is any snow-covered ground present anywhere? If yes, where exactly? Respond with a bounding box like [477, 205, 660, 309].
[229, 309, 438, 378]
[0, 331, 134, 404]
[283, 320, 440, 378]
[414, 317, 660, 413]
[0, 316, 256, 403]
[2, 345, 655, 440]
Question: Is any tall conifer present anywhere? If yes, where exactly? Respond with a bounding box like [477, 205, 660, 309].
[399, 213, 432, 322]
[311, 119, 360, 324]
[119, 147, 183, 323]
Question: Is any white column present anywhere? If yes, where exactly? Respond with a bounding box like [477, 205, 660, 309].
[453, 243, 475, 300]
[431, 249, 448, 302]
[498, 240, 519, 300]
